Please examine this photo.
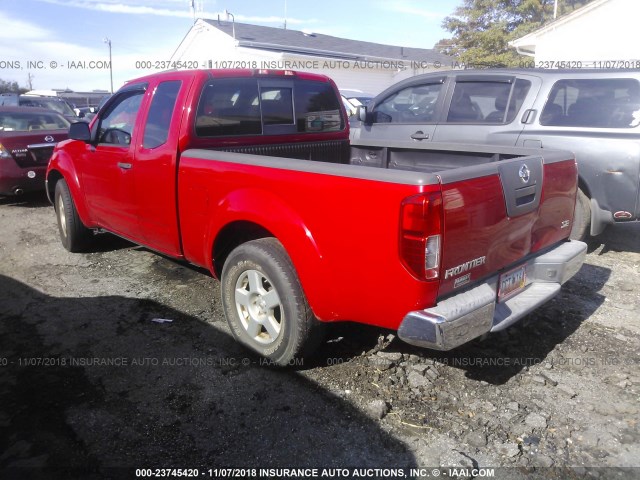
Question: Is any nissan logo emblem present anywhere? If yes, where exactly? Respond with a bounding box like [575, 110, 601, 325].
[519, 164, 531, 184]
[45, 135, 55, 143]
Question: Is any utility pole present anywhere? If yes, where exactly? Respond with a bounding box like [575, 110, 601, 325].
[27, 72, 34, 90]
[554, 0, 559, 19]
[284, 0, 287, 29]
[104, 37, 113, 94]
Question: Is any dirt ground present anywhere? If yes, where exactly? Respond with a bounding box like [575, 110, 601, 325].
[0, 192, 638, 480]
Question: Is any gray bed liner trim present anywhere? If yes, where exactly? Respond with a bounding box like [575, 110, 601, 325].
[351, 140, 574, 185]
[183, 149, 440, 186]
[351, 139, 572, 161]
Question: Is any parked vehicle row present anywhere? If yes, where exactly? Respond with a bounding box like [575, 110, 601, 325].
[351, 68, 640, 240]
[45, 68, 585, 365]
[0, 93, 80, 123]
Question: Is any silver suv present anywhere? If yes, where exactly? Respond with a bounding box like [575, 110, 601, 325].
[352, 69, 640, 240]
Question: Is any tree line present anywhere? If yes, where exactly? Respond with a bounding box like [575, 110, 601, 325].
[436, 0, 595, 67]
[0, 79, 28, 94]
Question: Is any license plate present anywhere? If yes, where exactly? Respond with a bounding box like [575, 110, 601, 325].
[498, 265, 527, 302]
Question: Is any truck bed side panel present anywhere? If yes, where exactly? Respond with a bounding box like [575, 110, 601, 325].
[177, 150, 441, 328]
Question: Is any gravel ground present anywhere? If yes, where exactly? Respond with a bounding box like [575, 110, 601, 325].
[0, 192, 638, 480]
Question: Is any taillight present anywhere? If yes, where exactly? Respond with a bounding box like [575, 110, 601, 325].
[400, 191, 443, 280]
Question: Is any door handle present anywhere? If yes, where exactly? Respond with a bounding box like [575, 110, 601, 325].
[521, 109, 536, 124]
[410, 131, 429, 140]
[117, 162, 132, 170]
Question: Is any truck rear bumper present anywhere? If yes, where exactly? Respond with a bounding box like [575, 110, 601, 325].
[397, 240, 587, 351]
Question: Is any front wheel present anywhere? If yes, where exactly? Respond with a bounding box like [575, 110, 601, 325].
[221, 238, 324, 366]
[54, 179, 92, 252]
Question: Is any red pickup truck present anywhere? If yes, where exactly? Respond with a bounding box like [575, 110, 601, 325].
[46, 69, 587, 365]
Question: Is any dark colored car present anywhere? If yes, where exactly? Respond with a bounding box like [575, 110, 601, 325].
[0, 106, 69, 195]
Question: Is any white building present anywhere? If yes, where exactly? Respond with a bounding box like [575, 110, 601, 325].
[170, 18, 452, 95]
[509, 0, 640, 67]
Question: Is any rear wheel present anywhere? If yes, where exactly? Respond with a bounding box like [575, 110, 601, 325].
[570, 188, 591, 241]
[54, 179, 92, 252]
[221, 238, 324, 366]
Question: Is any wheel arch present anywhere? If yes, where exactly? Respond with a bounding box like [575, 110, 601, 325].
[46, 148, 93, 227]
[46, 169, 63, 204]
[212, 221, 273, 278]
[577, 174, 614, 236]
[206, 189, 335, 322]
[577, 174, 592, 199]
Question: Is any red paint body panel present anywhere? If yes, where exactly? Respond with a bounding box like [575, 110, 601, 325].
[177, 157, 440, 328]
[532, 161, 579, 250]
[438, 159, 577, 298]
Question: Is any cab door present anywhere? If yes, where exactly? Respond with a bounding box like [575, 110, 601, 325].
[134, 76, 192, 255]
[80, 85, 147, 241]
[353, 77, 446, 144]
[432, 74, 541, 145]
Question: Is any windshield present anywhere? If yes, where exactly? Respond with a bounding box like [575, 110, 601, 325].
[20, 97, 77, 117]
[0, 110, 70, 131]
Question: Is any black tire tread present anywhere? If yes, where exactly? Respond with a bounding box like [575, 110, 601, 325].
[54, 179, 92, 252]
[221, 237, 324, 366]
[570, 188, 591, 241]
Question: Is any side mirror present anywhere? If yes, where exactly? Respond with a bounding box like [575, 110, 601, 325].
[69, 122, 91, 142]
[357, 105, 368, 123]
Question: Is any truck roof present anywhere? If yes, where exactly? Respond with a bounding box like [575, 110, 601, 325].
[123, 69, 335, 87]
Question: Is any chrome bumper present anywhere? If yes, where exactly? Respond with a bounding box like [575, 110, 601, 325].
[397, 240, 587, 350]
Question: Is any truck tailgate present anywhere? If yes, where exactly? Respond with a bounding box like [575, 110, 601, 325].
[437, 151, 578, 299]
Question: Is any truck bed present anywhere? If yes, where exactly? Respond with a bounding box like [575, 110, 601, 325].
[181, 140, 577, 307]
[349, 139, 562, 173]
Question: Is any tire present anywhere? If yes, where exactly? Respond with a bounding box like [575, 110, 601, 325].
[570, 188, 591, 241]
[54, 179, 92, 252]
[221, 238, 324, 366]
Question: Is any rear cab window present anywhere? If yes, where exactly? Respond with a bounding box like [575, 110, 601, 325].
[294, 81, 343, 133]
[540, 78, 640, 128]
[195, 77, 344, 137]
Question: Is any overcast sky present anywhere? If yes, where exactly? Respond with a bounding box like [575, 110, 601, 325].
[0, 0, 461, 92]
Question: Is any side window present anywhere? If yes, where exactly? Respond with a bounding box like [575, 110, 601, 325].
[373, 83, 442, 123]
[98, 91, 144, 145]
[446, 80, 530, 124]
[294, 80, 343, 132]
[143, 81, 181, 149]
[195, 78, 261, 137]
[540, 78, 640, 128]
